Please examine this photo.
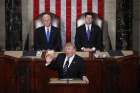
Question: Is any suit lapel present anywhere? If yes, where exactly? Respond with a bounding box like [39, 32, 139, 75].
[49, 26, 54, 43]
[42, 27, 48, 43]
[61, 55, 66, 68]
[43, 26, 54, 44]
[83, 25, 89, 41]
[90, 25, 95, 41]
[68, 55, 77, 69]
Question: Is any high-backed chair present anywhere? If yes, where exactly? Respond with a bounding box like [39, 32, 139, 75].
[33, 12, 62, 51]
[34, 12, 60, 29]
[24, 12, 61, 51]
[76, 12, 112, 51]
[77, 13, 102, 28]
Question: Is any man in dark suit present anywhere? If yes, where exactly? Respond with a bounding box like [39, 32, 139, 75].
[45, 42, 89, 83]
[34, 13, 62, 51]
[75, 12, 103, 51]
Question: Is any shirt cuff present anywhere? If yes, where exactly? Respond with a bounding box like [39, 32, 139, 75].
[91, 47, 96, 51]
[81, 47, 85, 50]
[45, 62, 51, 66]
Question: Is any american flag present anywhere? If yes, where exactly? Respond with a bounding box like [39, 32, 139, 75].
[33, 0, 104, 46]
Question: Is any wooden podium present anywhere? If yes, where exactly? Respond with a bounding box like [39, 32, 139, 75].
[48, 78, 89, 93]
[0, 51, 139, 93]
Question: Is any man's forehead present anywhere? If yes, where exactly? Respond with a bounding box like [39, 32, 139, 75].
[65, 46, 73, 48]
[42, 14, 51, 18]
[65, 46, 75, 50]
[86, 15, 92, 18]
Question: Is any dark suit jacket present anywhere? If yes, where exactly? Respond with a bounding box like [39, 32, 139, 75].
[48, 53, 86, 79]
[75, 24, 103, 51]
[34, 26, 62, 51]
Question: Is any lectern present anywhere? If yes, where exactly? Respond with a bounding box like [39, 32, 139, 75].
[48, 78, 89, 93]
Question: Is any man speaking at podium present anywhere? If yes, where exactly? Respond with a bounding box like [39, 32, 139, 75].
[45, 43, 89, 84]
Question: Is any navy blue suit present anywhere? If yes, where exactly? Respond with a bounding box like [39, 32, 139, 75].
[75, 24, 103, 51]
[47, 53, 86, 79]
[34, 26, 62, 51]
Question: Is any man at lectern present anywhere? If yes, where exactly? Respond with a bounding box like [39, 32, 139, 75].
[45, 42, 89, 84]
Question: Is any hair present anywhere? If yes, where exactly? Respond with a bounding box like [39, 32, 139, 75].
[84, 12, 94, 18]
[64, 42, 76, 49]
[41, 12, 52, 19]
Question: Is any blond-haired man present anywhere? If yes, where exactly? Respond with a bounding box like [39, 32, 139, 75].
[45, 42, 89, 83]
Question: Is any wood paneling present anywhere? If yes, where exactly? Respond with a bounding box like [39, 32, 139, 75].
[0, 54, 139, 93]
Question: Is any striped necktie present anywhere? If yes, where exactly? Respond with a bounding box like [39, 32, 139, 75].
[63, 57, 70, 78]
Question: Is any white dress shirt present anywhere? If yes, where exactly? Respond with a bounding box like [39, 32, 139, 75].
[63, 55, 75, 68]
[85, 24, 92, 31]
[45, 26, 51, 33]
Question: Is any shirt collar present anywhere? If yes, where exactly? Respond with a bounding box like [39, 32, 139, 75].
[66, 55, 75, 60]
[63, 55, 75, 68]
[85, 24, 92, 31]
[45, 26, 51, 32]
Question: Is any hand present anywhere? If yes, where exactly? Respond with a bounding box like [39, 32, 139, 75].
[83, 48, 93, 52]
[82, 76, 89, 84]
[45, 51, 54, 65]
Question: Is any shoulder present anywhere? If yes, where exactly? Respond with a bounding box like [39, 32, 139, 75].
[51, 26, 58, 31]
[57, 53, 66, 58]
[75, 55, 84, 61]
[76, 25, 85, 33]
[36, 26, 44, 30]
[78, 24, 85, 29]
[35, 26, 44, 32]
[92, 24, 101, 31]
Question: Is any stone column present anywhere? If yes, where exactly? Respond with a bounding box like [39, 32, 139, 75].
[133, 0, 140, 55]
[104, 0, 116, 50]
[22, 0, 33, 50]
[0, 0, 5, 50]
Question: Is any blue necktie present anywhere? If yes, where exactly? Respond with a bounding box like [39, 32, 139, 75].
[87, 26, 91, 41]
[46, 29, 50, 42]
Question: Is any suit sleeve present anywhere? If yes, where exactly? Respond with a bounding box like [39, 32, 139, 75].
[34, 29, 40, 50]
[47, 54, 62, 71]
[78, 58, 86, 78]
[75, 27, 82, 51]
[55, 30, 62, 51]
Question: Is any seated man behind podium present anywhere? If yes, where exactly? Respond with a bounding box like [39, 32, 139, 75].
[75, 12, 103, 51]
[45, 42, 89, 83]
[34, 13, 62, 51]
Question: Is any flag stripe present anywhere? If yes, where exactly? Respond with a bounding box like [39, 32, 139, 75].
[45, 0, 50, 12]
[82, 0, 87, 13]
[66, 0, 71, 42]
[71, 0, 77, 44]
[76, 0, 82, 18]
[93, 0, 98, 13]
[39, 0, 45, 14]
[61, 0, 66, 47]
[56, 0, 61, 16]
[98, 0, 104, 17]
[87, 0, 93, 12]
[33, 0, 39, 19]
[50, 0, 56, 14]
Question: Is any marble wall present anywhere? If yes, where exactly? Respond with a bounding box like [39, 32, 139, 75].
[104, 0, 116, 50]
[133, 0, 140, 55]
[5, 0, 22, 50]
[0, 0, 5, 50]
